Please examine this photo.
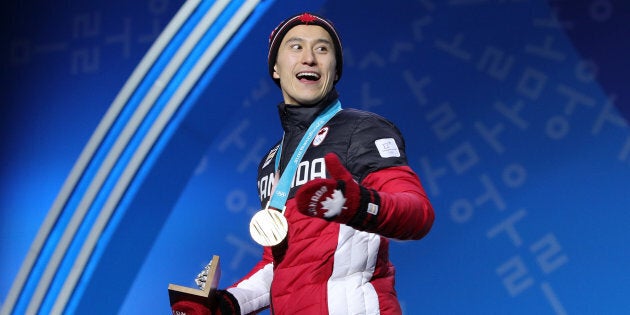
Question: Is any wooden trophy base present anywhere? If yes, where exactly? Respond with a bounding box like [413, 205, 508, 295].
[168, 255, 221, 307]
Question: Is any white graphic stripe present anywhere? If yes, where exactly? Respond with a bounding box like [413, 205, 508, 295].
[50, 1, 261, 313]
[1, 1, 202, 314]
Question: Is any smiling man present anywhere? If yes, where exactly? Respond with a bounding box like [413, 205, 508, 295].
[172, 12, 435, 315]
[272, 23, 338, 105]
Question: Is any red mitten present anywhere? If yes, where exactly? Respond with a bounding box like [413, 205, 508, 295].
[171, 290, 239, 315]
[171, 300, 211, 315]
[296, 153, 381, 230]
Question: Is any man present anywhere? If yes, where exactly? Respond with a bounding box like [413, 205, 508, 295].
[173, 12, 434, 315]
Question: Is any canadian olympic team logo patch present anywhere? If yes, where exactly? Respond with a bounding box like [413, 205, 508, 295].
[312, 126, 329, 146]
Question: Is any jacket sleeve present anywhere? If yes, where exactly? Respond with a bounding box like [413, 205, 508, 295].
[341, 111, 434, 240]
[225, 246, 274, 314]
[359, 165, 434, 240]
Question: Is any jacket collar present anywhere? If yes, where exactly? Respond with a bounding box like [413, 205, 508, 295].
[277, 89, 339, 133]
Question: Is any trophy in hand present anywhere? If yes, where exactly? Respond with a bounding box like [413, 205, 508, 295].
[168, 255, 221, 307]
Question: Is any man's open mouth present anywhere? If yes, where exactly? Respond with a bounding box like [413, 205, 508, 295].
[296, 72, 320, 81]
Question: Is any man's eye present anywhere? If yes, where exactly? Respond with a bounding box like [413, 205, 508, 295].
[315, 46, 328, 52]
[291, 44, 301, 50]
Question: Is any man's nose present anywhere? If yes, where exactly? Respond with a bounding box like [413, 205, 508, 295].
[301, 48, 316, 65]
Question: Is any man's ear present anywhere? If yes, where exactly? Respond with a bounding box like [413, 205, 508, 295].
[273, 65, 280, 79]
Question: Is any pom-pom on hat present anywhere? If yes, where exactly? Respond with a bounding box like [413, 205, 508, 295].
[267, 12, 343, 86]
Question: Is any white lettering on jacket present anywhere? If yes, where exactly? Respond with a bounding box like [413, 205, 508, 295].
[258, 157, 326, 201]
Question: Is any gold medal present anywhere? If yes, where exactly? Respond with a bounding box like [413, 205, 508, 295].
[249, 208, 288, 246]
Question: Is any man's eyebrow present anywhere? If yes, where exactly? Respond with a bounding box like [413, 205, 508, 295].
[284, 37, 333, 45]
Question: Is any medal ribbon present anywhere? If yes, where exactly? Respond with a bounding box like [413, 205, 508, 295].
[269, 100, 342, 210]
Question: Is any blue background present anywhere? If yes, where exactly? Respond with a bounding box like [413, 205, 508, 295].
[2, 0, 629, 314]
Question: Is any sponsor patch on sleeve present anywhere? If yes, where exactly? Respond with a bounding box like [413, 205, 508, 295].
[374, 138, 400, 158]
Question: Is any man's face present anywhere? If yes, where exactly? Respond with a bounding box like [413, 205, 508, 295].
[273, 25, 338, 105]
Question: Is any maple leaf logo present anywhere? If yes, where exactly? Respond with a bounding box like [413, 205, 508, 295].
[299, 13, 317, 24]
[320, 189, 346, 218]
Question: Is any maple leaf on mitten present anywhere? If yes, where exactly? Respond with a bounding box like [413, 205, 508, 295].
[296, 153, 381, 229]
[319, 189, 347, 218]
